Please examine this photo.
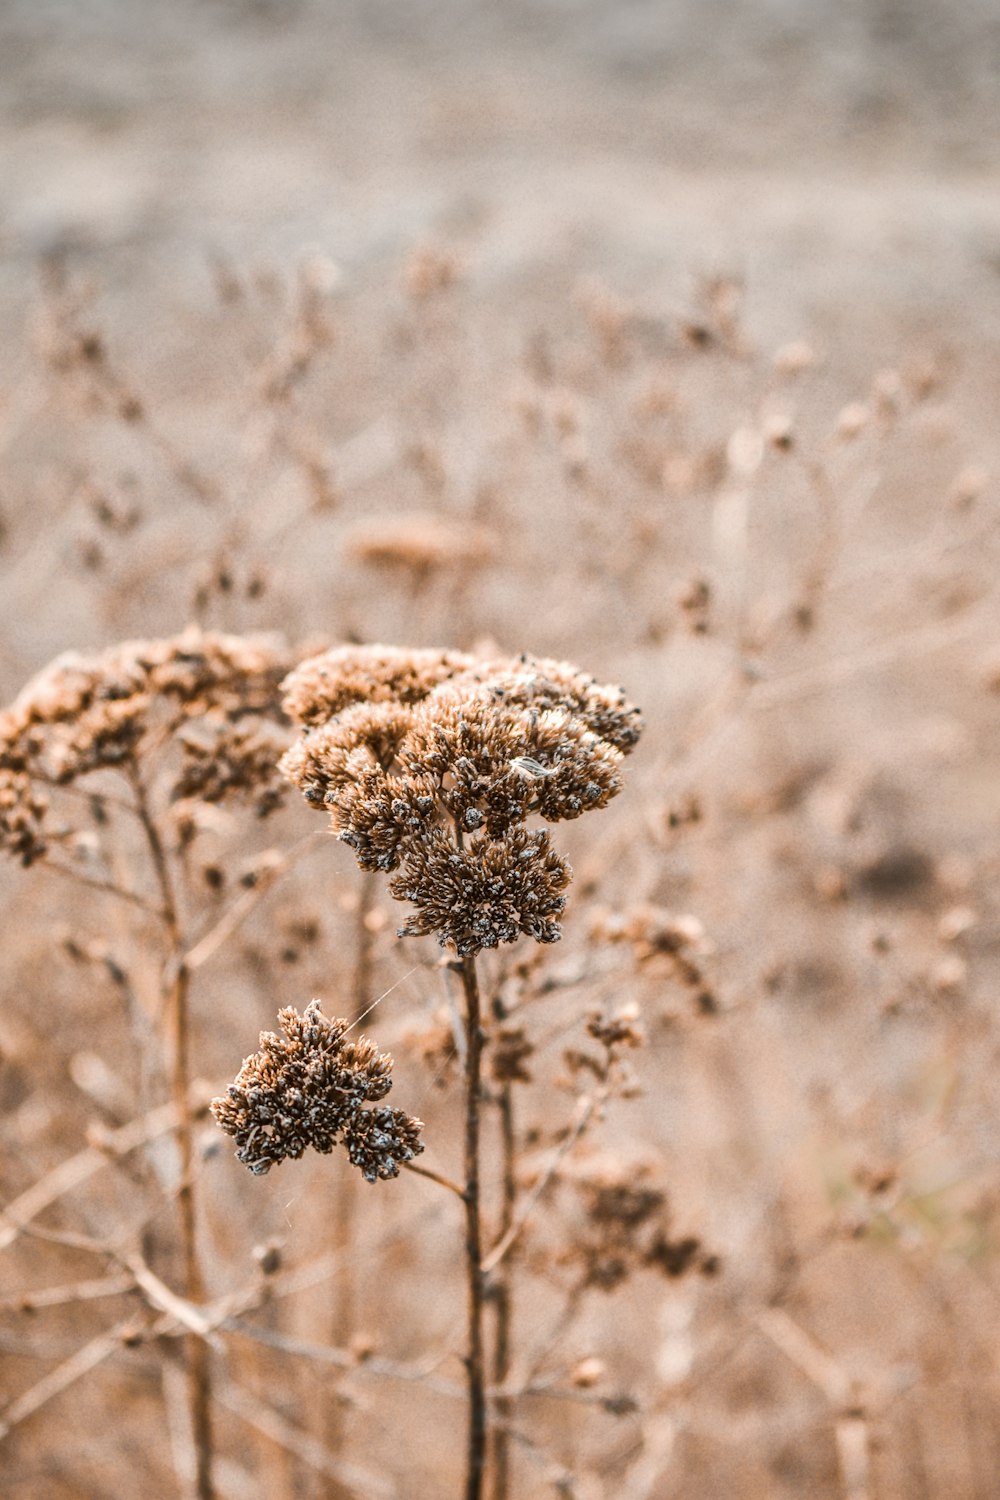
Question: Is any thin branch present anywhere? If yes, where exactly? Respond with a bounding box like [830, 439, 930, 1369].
[757, 1308, 870, 1500]
[750, 596, 995, 711]
[481, 1092, 600, 1276]
[521, 1272, 587, 1393]
[4, 1273, 135, 1312]
[508, 1378, 641, 1410]
[458, 951, 488, 1500]
[31, 772, 139, 816]
[37, 855, 163, 917]
[215, 1378, 398, 1500]
[490, 1081, 517, 1500]
[403, 1159, 465, 1199]
[756, 1308, 851, 1405]
[836, 1414, 872, 1500]
[121, 1252, 222, 1345]
[220, 1318, 463, 1397]
[161, 1358, 199, 1500]
[0, 1091, 209, 1254]
[0, 1323, 131, 1441]
[324, 865, 380, 1486]
[122, 1206, 451, 1352]
[127, 762, 215, 1500]
[181, 829, 325, 975]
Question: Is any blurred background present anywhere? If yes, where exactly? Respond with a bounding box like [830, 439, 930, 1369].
[2, 2, 1000, 1497]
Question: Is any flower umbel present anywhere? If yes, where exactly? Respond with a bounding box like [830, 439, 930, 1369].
[280, 645, 642, 955]
[210, 1001, 424, 1182]
[0, 627, 294, 866]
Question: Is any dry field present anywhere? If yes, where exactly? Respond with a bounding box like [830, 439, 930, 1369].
[2, 3, 1000, 1497]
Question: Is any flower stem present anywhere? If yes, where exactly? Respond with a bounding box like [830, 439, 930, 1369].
[403, 1160, 466, 1199]
[489, 1082, 516, 1500]
[323, 870, 380, 1500]
[169, 961, 214, 1500]
[458, 952, 487, 1500]
[130, 765, 214, 1500]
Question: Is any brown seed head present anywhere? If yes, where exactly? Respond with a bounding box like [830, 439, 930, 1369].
[280, 645, 642, 955]
[0, 628, 295, 863]
[211, 1001, 424, 1182]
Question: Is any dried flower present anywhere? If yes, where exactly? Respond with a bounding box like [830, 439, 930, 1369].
[0, 628, 294, 864]
[280, 645, 642, 955]
[553, 1157, 715, 1292]
[591, 906, 716, 1012]
[0, 770, 49, 866]
[490, 1025, 535, 1085]
[173, 719, 290, 817]
[281, 646, 474, 728]
[347, 514, 493, 580]
[389, 826, 570, 955]
[211, 1001, 424, 1182]
[586, 1001, 644, 1052]
[562, 1001, 646, 1097]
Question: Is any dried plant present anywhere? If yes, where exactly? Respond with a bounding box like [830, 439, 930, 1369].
[346, 513, 494, 583]
[260, 642, 641, 1499]
[7, 158, 995, 1500]
[0, 626, 291, 866]
[280, 644, 641, 940]
[0, 627, 296, 1500]
[211, 1000, 424, 1182]
[547, 1155, 717, 1294]
[1, 628, 649, 1500]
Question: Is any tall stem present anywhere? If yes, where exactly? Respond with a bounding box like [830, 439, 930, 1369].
[334, 869, 378, 1338]
[458, 953, 487, 1500]
[489, 1083, 516, 1500]
[321, 871, 379, 1500]
[131, 766, 215, 1500]
[170, 960, 214, 1500]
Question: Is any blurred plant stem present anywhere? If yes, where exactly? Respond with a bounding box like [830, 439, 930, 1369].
[130, 764, 215, 1500]
[489, 1081, 516, 1500]
[321, 870, 380, 1500]
[459, 951, 487, 1500]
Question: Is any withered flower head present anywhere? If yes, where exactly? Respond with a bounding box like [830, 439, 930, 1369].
[554, 1156, 716, 1292]
[280, 645, 642, 955]
[490, 1025, 535, 1085]
[346, 514, 493, 581]
[389, 825, 570, 955]
[173, 718, 291, 818]
[0, 770, 49, 867]
[281, 646, 475, 728]
[0, 628, 294, 865]
[211, 1001, 424, 1182]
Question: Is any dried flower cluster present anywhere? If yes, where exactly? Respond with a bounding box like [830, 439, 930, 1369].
[346, 513, 494, 581]
[563, 1002, 646, 1097]
[0, 628, 293, 864]
[172, 718, 290, 818]
[489, 1024, 535, 1085]
[553, 1158, 717, 1292]
[591, 905, 717, 1013]
[211, 1001, 424, 1182]
[280, 646, 642, 955]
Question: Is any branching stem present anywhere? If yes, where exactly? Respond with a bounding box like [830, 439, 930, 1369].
[129, 764, 215, 1500]
[489, 1082, 516, 1500]
[38, 855, 164, 916]
[403, 1160, 466, 1199]
[458, 951, 487, 1500]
